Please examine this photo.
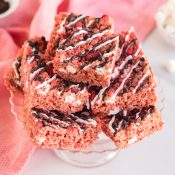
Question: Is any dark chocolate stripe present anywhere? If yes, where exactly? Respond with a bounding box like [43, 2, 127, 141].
[59, 26, 111, 50]
[107, 106, 155, 135]
[31, 107, 95, 129]
[134, 76, 150, 93]
[89, 57, 146, 104]
[63, 35, 117, 64]
[82, 44, 115, 69]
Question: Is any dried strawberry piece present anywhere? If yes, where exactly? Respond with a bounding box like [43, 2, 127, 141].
[75, 22, 83, 28]
[71, 87, 79, 93]
[89, 91, 97, 101]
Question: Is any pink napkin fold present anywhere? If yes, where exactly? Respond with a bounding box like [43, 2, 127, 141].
[68, 0, 166, 40]
[0, 0, 165, 174]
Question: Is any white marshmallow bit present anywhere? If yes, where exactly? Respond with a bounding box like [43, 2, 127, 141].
[59, 68, 66, 73]
[65, 94, 75, 103]
[164, 59, 175, 73]
[66, 65, 77, 74]
[128, 136, 138, 145]
[165, 24, 175, 35]
[74, 100, 82, 106]
[156, 11, 166, 24]
[108, 108, 120, 115]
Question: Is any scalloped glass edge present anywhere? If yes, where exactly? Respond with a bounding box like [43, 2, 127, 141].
[9, 81, 165, 153]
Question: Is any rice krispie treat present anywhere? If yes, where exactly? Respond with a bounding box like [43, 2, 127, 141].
[20, 37, 89, 114]
[90, 27, 157, 115]
[3, 49, 23, 94]
[46, 12, 114, 57]
[100, 106, 163, 148]
[46, 12, 120, 87]
[24, 104, 101, 149]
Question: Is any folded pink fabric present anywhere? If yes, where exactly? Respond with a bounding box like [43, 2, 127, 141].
[0, 0, 165, 174]
[68, 0, 166, 40]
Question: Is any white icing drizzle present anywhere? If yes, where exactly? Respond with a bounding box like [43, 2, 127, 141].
[148, 83, 155, 91]
[35, 75, 57, 95]
[135, 111, 141, 119]
[86, 19, 94, 27]
[94, 36, 119, 51]
[91, 87, 108, 107]
[117, 120, 123, 129]
[106, 61, 140, 103]
[69, 84, 86, 94]
[86, 98, 90, 110]
[76, 117, 97, 126]
[123, 110, 127, 116]
[46, 61, 52, 65]
[83, 50, 115, 70]
[134, 44, 142, 57]
[118, 26, 134, 55]
[112, 55, 132, 79]
[61, 28, 110, 52]
[32, 47, 36, 52]
[132, 70, 150, 94]
[109, 108, 120, 115]
[30, 67, 45, 80]
[125, 26, 134, 42]
[95, 67, 108, 75]
[108, 116, 115, 133]
[35, 74, 57, 89]
[72, 29, 88, 38]
[69, 84, 80, 89]
[57, 89, 63, 95]
[61, 29, 88, 44]
[57, 17, 67, 33]
[120, 27, 142, 58]
[32, 110, 70, 127]
[67, 15, 86, 27]
[12, 60, 20, 79]
[72, 114, 97, 126]
[103, 50, 116, 58]
[15, 80, 21, 86]
[27, 56, 35, 64]
[83, 62, 94, 70]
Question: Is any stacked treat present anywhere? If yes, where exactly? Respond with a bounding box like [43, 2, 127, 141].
[4, 12, 163, 150]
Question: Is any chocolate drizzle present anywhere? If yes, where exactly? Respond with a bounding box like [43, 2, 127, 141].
[107, 106, 155, 135]
[63, 35, 117, 65]
[86, 30, 152, 107]
[13, 57, 21, 79]
[26, 39, 51, 81]
[49, 75, 86, 94]
[59, 26, 111, 51]
[11, 57, 22, 89]
[82, 44, 115, 69]
[31, 107, 96, 129]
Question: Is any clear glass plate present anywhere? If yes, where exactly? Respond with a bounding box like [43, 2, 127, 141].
[9, 82, 165, 168]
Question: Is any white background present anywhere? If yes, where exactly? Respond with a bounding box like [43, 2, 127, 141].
[21, 29, 175, 175]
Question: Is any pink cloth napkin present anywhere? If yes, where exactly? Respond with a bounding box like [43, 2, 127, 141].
[0, 0, 165, 174]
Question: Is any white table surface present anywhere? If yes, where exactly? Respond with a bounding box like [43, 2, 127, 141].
[21, 28, 175, 175]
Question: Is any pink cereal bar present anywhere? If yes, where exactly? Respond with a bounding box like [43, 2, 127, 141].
[24, 104, 101, 150]
[46, 12, 120, 87]
[100, 106, 163, 148]
[90, 27, 157, 115]
[46, 12, 114, 57]
[20, 37, 89, 114]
